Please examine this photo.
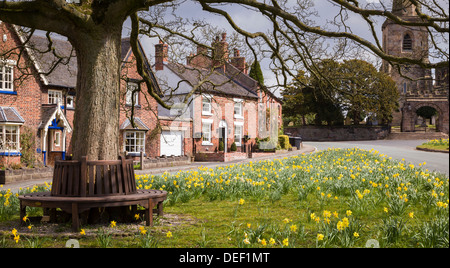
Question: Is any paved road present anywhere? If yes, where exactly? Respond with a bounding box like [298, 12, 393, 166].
[305, 140, 449, 176]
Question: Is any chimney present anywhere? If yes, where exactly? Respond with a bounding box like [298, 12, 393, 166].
[187, 45, 211, 69]
[212, 32, 229, 70]
[230, 49, 247, 74]
[155, 40, 168, 71]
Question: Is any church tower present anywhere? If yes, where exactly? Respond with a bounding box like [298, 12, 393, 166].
[381, 0, 432, 125]
[382, 0, 432, 93]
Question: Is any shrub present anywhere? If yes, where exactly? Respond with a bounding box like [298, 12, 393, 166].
[218, 141, 224, 151]
[278, 135, 291, 150]
[230, 142, 237, 152]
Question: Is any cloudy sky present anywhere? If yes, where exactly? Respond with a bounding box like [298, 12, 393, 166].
[128, 0, 391, 95]
[122, 0, 447, 95]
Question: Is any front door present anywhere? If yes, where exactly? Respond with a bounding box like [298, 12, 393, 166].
[219, 120, 228, 153]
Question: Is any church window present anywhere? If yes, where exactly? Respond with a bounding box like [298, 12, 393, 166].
[402, 34, 412, 51]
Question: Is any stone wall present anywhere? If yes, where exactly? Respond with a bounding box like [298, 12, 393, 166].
[194, 152, 248, 162]
[284, 126, 391, 141]
[139, 155, 191, 170]
[0, 167, 53, 185]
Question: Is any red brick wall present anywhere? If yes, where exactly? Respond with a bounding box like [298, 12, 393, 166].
[119, 54, 158, 158]
[192, 94, 258, 153]
[0, 23, 45, 165]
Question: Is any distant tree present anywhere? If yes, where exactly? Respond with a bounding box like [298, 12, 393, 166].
[282, 70, 315, 125]
[249, 60, 265, 86]
[283, 59, 398, 125]
[339, 59, 399, 124]
[416, 106, 438, 120]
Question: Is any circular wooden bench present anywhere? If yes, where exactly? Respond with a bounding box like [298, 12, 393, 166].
[18, 156, 167, 231]
[19, 189, 167, 231]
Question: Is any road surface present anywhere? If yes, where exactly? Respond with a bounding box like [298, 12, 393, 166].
[305, 140, 449, 176]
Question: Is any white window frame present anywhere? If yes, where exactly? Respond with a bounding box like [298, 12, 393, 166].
[201, 119, 213, 145]
[0, 63, 14, 92]
[0, 124, 20, 153]
[54, 131, 61, 147]
[66, 95, 74, 109]
[124, 131, 146, 154]
[234, 98, 243, 119]
[126, 82, 139, 106]
[234, 122, 243, 146]
[202, 95, 212, 115]
[48, 90, 63, 105]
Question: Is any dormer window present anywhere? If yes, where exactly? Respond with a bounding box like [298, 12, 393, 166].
[0, 64, 13, 92]
[48, 90, 63, 105]
[126, 82, 139, 106]
[403, 34, 412, 51]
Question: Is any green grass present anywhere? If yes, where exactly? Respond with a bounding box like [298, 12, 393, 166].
[1, 147, 448, 248]
[417, 139, 449, 152]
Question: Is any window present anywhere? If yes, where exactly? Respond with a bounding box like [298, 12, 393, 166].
[54, 131, 61, 147]
[66, 95, 74, 109]
[202, 122, 212, 145]
[403, 34, 412, 51]
[403, 82, 407, 94]
[48, 90, 63, 105]
[202, 96, 212, 115]
[234, 100, 243, 118]
[0, 64, 13, 91]
[124, 131, 145, 153]
[234, 125, 242, 146]
[126, 82, 139, 106]
[0, 125, 20, 152]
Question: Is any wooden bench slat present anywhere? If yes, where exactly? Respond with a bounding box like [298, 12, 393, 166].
[89, 164, 95, 196]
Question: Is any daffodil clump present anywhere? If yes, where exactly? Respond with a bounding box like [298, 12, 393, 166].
[1, 147, 448, 248]
[134, 147, 449, 248]
[418, 138, 449, 151]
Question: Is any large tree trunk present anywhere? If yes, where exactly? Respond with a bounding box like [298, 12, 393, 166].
[69, 26, 122, 161]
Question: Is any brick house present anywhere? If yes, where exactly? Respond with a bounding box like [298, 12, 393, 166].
[0, 23, 159, 166]
[154, 33, 283, 161]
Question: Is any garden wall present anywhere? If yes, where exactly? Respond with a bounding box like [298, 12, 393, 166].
[0, 167, 53, 185]
[194, 152, 248, 162]
[284, 125, 391, 141]
[139, 155, 191, 170]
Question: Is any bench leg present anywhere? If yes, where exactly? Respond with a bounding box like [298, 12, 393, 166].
[72, 203, 80, 232]
[19, 201, 26, 226]
[145, 199, 154, 227]
[157, 201, 164, 217]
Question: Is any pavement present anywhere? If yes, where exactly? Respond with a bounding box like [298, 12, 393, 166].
[2, 144, 316, 193]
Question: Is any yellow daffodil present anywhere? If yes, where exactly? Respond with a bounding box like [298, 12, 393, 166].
[317, 234, 324, 241]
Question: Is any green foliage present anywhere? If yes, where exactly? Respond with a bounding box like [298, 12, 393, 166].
[218, 141, 224, 151]
[416, 106, 437, 119]
[20, 126, 36, 167]
[278, 135, 291, 150]
[249, 60, 264, 86]
[282, 59, 399, 126]
[230, 142, 237, 152]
